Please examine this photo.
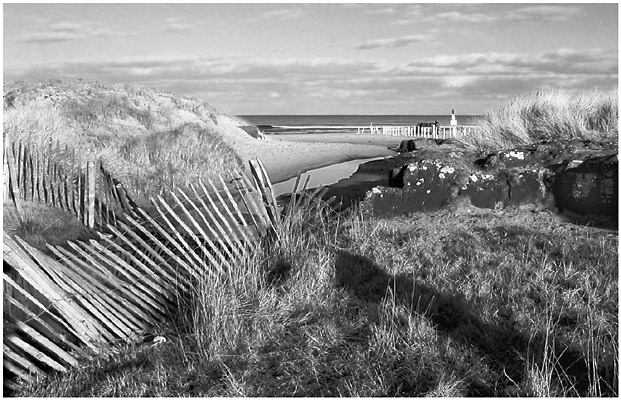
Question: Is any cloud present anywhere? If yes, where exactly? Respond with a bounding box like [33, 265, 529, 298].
[15, 21, 123, 44]
[431, 5, 581, 24]
[4, 48, 616, 114]
[356, 34, 428, 50]
[163, 17, 193, 33]
[260, 8, 305, 20]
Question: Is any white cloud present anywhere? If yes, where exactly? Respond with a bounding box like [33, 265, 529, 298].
[14, 21, 124, 44]
[356, 34, 429, 50]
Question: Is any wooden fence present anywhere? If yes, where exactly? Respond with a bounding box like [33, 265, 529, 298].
[3, 137, 133, 229]
[355, 124, 479, 139]
[3, 139, 288, 391]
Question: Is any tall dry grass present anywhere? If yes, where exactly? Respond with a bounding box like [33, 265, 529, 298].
[463, 88, 618, 151]
[3, 80, 242, 202]
[12, 196, 617, 396]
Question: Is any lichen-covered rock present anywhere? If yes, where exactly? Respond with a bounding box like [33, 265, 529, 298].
[553, 154, 617, 215]
[361, 139, 617, 218]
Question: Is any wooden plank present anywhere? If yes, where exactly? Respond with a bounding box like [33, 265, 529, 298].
[199, 180, 250, 249]
[154, 195, 222, 278]
[3, 343, 40, 380]
[33, 146, 41, 202]
[23, 244, 119, 343]
[87, 161, 96, 228]
[3, 291, 85, 357]
[46, 244, 142, 337]
[68, 241, 158, 328]
[5, 138, 24, 218]
[233, 178, 265, 239]
[5, 334, 67, 373]
[5, 235, 103, 347]
[49, 243, 152, 333]
[6, 314, 78, 368]
[146, 198, 208, 279]
[3, 274, 85, 355]
[27, 146, 34, 201]
[168, 190, 230, 270]
[215, 175, 257, 248]
[86, 239, 172, 316]
[187, 183, 241, 261]
[110, 217, 192, 290]
[250, 159, 280, 229]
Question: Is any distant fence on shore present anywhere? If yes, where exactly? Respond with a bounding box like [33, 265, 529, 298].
[355, 124, 480, 139]
[3, 138, 290, 390]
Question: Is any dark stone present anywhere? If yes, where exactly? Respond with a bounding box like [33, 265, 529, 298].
[553, 154, 618, 215]
[361, 141, 618, 217]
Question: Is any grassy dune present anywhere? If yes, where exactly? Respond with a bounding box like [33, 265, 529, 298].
[462, 88, 618, 151]
[3, 80, 243, 200]
[6, 84, 619, 397]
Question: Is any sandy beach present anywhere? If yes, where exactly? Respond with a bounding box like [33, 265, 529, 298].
[218, 116, 403, 183]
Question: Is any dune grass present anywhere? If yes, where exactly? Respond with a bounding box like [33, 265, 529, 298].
[3, 80, 242, 202]
[5, 83, 618, 397]
[13, 199, 618, 397]
[463, 88, 618, 151]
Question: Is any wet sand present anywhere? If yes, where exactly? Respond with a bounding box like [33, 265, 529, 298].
[218, 115, 404, 183]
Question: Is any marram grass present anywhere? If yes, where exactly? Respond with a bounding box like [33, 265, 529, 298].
[463, 87, 618, 151]
[13, 200, 618, 397]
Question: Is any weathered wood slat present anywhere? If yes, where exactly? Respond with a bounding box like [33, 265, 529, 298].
[187, 184, 241, 261]
[5, 334, 67, 373]
[46, 244, 143, 337]
[20, 243, 118, 343]
[4, 235, 103, 348]
[169, 189, 231, 270]
[3, 343, 41, 381]
[110, 218, 191, 291]
[72, 240, 160, 327]
[171, 190, 232, 265]
[49, 244, 150, 335]
[148, 198, 206, 281]
[233, 175, 268, 238]
[3, 274, 85, 355]
[215, 175, 256, 250]
[198, 180, 248, 255]
[2, 292, 85, 357]
[86, 239, 172, 317]
[7, 317, 78, 369]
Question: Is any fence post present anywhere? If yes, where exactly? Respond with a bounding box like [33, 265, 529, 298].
[87, 161, 96, 229]
[5, 137, 24, 221]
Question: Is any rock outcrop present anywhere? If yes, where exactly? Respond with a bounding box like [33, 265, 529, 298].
[361, 138, 618, 218]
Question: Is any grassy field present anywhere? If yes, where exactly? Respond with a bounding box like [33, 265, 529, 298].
[5, 84, 618, 396]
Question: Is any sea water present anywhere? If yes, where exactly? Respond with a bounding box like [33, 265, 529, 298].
[237, 114, 482, 130]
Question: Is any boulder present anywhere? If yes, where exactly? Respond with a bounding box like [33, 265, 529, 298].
[398, 138, 439, 153]
[361, 139, 618, 218]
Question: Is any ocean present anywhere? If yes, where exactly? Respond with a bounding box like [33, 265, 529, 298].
[236, 115, 483, 134]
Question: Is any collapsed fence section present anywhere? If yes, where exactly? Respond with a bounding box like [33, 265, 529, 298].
[3, 155, 283, 391]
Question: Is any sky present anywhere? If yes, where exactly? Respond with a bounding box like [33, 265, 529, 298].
[3, 3, 618, 115]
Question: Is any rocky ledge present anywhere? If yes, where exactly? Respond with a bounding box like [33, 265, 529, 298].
[360, 137, 618, 219]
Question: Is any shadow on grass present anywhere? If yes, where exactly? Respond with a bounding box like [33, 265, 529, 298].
[334, 250, 616, 396]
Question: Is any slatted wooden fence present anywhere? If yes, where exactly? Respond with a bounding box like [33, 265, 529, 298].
[3, 148, 288, 391]
[355, 124, 479, 139]
[3, 137, 132, 229]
